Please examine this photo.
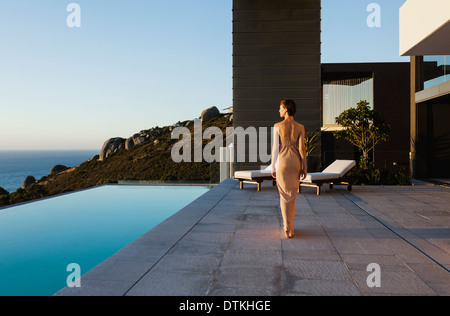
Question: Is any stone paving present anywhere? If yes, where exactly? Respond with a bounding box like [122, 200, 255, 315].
[56, 179, 450, 296]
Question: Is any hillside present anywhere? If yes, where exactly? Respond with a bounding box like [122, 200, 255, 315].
[0, 112, 233, 207]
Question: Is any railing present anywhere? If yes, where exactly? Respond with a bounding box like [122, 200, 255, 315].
[219, 143, 235, 183]
[424, 55, 450, 90]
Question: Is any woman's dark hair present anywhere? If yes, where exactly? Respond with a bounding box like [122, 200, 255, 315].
[281, 99, 297, 116]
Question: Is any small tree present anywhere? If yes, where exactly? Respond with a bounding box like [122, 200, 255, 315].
[334, 100, 390, 169]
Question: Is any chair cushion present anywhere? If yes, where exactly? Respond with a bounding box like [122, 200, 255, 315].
[234, 170, 272, 179]
[304, 173, 340, 182]
[322, 160, 356, 178]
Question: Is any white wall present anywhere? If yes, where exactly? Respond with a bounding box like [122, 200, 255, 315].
[399, 0, 450, 56]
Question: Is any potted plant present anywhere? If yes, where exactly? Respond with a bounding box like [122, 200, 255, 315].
[304, 129, 321, 172]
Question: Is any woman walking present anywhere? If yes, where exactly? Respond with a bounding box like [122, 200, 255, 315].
[271, 100, 307, 239]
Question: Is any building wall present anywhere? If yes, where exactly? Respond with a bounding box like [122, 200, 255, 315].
[416, 94, 450, 178]
[233, 0, 322, 170]
[411, 56, 450, 179]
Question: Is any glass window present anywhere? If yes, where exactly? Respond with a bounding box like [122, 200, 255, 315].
[323, 77, 374, 126]
[424, 55, 450, 90]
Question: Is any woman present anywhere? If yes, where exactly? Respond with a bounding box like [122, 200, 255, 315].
[271, 100, 307, 239]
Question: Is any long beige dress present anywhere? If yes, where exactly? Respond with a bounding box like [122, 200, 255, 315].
[273, 121, 303, 234]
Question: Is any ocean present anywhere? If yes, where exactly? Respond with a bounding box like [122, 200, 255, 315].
[0, 150, 99, 194]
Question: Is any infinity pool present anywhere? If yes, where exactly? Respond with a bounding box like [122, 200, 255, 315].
[0, 185, 211, 296]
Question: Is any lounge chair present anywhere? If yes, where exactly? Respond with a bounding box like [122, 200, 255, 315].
[300, 159, 356, 195]
[234, 165, 276, 191]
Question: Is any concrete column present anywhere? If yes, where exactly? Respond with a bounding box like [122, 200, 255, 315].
[410, 56, 423, 178]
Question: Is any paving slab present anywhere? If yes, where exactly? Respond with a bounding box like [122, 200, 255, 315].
[56, 179, 450, 296]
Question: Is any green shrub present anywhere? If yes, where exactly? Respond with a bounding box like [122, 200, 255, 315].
[349, 162, 411, 185]
[9, 184, 49, 205]
[0, 187, 10, 207]
[160, 174, 177, 181]
[0, 186, 9, 196]
[96, 179, 118, 186]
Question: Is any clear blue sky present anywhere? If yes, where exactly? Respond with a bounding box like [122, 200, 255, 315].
[0, 0, 408, 151]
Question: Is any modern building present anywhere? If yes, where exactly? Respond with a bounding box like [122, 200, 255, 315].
[400, 0, 450, 179]
[231, 0, 424, 178]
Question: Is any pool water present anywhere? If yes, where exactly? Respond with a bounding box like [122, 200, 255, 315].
[0, 185, 211, 296]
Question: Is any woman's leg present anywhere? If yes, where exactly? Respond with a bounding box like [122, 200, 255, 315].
[280, 196, 295, 237]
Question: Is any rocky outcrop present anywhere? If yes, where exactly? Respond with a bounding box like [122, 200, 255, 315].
[22, 176, 36, 189]
[50, 165, 68, 175]
[0, 186, 9, 195]
[100, 131, 161, 160]
[132, 134, 147, 146]
[201, 106, 220, 121]
[98, 107, 224, 160]
[125, 137, 134, 150]
[99, 138, 126, 161]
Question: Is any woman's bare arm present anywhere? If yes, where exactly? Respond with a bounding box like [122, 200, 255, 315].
[271, 125, 280, 178]
[298, 124, 307, 180]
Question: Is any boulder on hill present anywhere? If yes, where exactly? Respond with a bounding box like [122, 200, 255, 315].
[49, 165, 68, 175]
[201, 106, 221, 121]
[132, 134, 147, 146]
[99, 138, 126, 161]
[22, 176, 36, 189]
[125, 137, 134, 150]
